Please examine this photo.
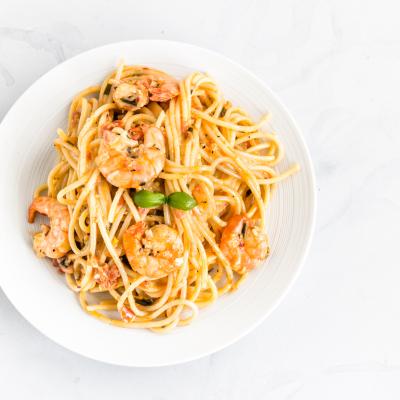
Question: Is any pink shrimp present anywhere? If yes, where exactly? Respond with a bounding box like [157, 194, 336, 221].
[220, 215, 269, 273]
[112, 67, 179, 111]
[122, 221, 184, 279]
[28, 196, 71, 259]
[96, 122, 166, 189]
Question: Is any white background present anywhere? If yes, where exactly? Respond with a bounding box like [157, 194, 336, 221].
[1, 0, 400, 398]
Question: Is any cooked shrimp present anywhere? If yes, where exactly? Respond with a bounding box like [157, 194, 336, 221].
[28, 196, 71, 258]
[94, 262, 120, 289]
[220, 214, 269, 273]
[112, 67, 179, 111]
[122, 221, 184, 279]
[96, 122, 166, 188]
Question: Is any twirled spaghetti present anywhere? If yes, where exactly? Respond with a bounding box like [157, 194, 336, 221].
[28, 64, 299, 332]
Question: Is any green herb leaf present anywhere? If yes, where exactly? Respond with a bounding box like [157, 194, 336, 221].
[135, 298, 155, 306]
[133, 190, 167, 208]
[121, 98, 138, 106]
[167, 192, 197, 211]
[104, 83, 112, 95]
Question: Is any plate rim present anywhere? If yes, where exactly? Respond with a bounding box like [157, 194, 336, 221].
[0, 39, 317, 367]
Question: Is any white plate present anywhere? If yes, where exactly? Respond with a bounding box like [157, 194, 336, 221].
[0, 40, 316, 367]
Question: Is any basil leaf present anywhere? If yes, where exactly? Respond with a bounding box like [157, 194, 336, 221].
[167, 192, 197, 211]
[133, 190, 167, 208]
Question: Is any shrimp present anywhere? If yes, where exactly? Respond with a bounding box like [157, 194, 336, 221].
[122, 221, 184, 279]
[219, 215, 269, 273]
[112, 67, 179, 111]
[96, 122, 166, 189]
[28, 196, 71, 259]
[93, 262, 120, 289]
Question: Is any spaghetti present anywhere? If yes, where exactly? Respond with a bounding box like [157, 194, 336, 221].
[28, 64, 299, 332]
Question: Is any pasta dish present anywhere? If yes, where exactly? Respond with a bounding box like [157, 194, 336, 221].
[27, 64, 299, 332]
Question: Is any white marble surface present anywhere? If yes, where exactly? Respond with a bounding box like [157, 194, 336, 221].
[1, 0, 400, 398]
